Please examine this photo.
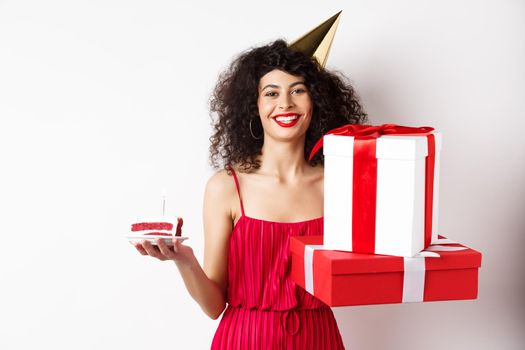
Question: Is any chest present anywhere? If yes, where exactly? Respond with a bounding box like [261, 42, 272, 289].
[240, 180, 324, 222]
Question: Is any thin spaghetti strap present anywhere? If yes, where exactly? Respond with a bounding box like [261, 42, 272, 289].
[228, 166, 245, 217]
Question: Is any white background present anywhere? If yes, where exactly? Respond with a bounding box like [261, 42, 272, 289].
[1, 0, 524, 349]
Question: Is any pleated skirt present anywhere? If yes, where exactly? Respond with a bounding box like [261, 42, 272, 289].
[211, 305, 345, 350]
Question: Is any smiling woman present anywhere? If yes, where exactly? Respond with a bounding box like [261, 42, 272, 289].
[133, 38, 367, 350]
[205, 40, 367, 349]
[258, 70, 313, 139]
[209, 40, 367, 172]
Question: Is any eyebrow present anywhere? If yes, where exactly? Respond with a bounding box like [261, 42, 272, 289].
[261, 81, 306, 91]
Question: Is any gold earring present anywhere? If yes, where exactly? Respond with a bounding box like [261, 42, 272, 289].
[249, 119, 262, 140]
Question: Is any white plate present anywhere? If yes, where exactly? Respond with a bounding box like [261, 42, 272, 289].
[126, 234, 188, 246]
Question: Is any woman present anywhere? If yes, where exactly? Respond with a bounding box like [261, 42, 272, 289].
[133, 40, 367, 349]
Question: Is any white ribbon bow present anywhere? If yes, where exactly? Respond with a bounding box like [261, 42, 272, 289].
[403, 238, 467, 302]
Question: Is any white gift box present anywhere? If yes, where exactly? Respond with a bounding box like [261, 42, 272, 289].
[323, 132, 442, 257]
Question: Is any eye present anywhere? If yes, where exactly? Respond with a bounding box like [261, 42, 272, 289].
[291, 88, 307, 94]
[264, 91, 278, 97]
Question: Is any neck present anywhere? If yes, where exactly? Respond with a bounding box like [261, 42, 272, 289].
[258, 135, 309, 181]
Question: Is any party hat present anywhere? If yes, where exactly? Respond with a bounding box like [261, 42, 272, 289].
[289, 11, 342, 68]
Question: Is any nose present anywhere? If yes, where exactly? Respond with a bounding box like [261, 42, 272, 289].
[278, 93, 294, 110]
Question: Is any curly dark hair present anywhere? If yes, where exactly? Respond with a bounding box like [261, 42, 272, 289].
[209, 39, 367, 172]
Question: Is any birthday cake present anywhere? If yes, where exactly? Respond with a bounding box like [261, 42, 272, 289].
[130, 216, 183, 237]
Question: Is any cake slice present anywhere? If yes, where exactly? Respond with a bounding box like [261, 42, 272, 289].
[131, 216, 183, 237]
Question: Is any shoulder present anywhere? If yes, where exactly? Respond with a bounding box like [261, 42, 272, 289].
[204, 169, 238, 226]
[312, 164, 324, 174]
[306, 164, 324, 192]
[204, 168, 238, 213]
[206, 168, 242, 195]
[308, 164, 324, 180]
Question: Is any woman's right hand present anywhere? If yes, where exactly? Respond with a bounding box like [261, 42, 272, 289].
[132, 218, 197, 268]
[133, 238, 196, 267]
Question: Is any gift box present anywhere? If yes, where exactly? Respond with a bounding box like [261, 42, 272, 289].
[290, 235, 482, 307]
[312, 124, 442, 257]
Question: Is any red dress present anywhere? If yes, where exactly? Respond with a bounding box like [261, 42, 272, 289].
[211, 168, 345, 350]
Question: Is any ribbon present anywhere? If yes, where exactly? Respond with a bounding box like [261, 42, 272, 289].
[402, 239, 467, 302]
[303, 238, 467, 303]
[304, 244, 326, 294]
[309, 124, 436, 251]
[402, 257, 426, 302]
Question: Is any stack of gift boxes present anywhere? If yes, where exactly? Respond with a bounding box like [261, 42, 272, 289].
[291, 124, 482, 306]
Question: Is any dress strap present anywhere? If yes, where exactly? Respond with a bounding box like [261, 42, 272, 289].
[228, 166, 245, 217]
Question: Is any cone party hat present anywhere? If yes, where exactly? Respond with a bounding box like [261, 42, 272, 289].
[289, 11, 342, 68]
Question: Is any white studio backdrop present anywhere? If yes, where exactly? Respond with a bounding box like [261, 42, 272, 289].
[0, 1, 524, 349]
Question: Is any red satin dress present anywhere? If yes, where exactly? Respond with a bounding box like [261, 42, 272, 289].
[211, 168, 345, 350]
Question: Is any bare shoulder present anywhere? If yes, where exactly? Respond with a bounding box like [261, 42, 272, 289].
[204, 168, 237, 219]
[312, 164, 324, 176]
[205, 169, 235, 197]
[309, 164, 324, 181]
[304, 165, 324, 196]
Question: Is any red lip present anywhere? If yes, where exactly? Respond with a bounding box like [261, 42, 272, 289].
[272, 113, 301, 128]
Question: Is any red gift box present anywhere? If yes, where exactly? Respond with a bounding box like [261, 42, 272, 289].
[290, 235, 482, 307]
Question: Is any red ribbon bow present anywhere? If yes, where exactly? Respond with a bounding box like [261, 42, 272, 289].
[309, 124, 434, 161]
[310, 124, 436, 252]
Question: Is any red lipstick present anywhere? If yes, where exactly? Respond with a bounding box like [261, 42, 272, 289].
[272, 113, 301, 128]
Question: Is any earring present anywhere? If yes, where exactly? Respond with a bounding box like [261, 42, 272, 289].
[249, 118, 263, 140]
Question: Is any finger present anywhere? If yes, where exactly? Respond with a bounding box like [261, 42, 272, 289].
[131, 242, 148, 255]
[142, 240, 167, 260]
[172, 238, 181, 253]
[157, 238, 176, 259]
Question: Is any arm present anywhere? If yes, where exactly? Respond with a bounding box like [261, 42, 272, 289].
[177, 170, 232, 319]
[134, 170, 233, 320]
